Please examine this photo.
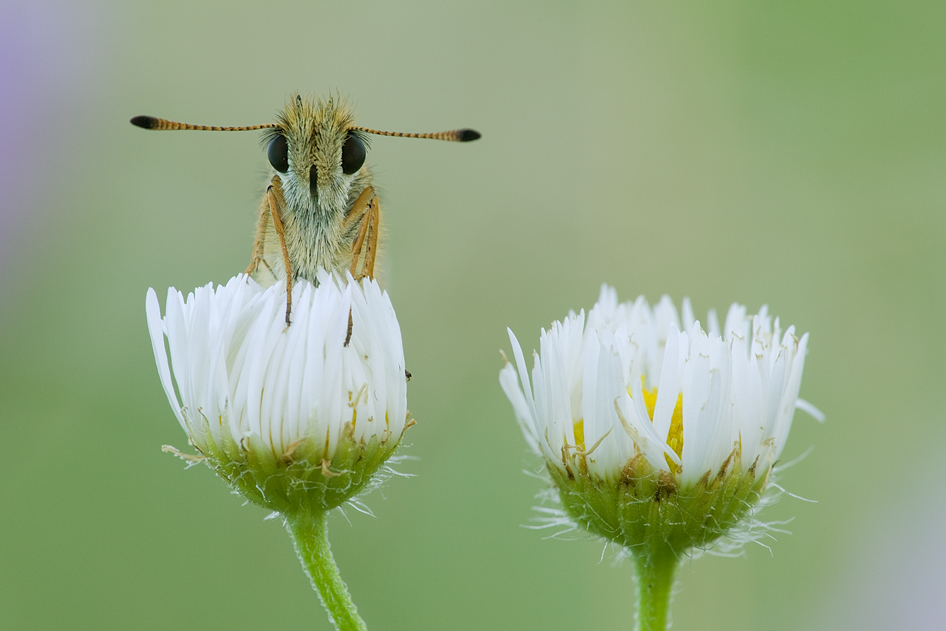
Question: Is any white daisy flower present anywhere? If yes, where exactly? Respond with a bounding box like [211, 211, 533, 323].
[500, 285, 821, 556]
[146, 271, 411, 514]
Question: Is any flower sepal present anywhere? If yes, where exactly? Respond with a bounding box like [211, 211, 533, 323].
[548, 444, 770, 558]
[182, 414, 411, 515]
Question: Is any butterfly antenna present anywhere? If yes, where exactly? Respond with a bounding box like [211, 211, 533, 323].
[349, 126, 481, 142]
[130, 116, 276, 131]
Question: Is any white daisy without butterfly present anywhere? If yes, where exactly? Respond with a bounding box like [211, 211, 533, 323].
[500, 285, 821, 557]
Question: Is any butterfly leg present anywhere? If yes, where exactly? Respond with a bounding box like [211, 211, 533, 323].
[346, 185, 380, 280]
[245, 179, 281, 279]
[341, 186, 380, 346]
[244, 200, 267, 276]
[266, 177, 294, 324]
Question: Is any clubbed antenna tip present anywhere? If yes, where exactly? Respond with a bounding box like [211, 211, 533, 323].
[130, 115, 158, 129]
[458, 129, 481, 142]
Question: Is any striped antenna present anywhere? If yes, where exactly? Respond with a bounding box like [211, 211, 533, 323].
[350, 126, 481, 142]
[130, 115, 276, 131]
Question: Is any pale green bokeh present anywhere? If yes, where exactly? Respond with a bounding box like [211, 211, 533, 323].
[2, 1, 944, 629]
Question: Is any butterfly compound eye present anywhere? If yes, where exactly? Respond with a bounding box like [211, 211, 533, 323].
[267, 134, 289, 173]
[341, 134, 366, 175]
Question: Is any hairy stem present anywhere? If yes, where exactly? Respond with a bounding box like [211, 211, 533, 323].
[285, 509, 367, 631]
[633, 543, 679, 631]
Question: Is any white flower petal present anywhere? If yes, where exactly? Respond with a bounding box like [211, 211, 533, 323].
[146, 273, 407, 461]
[796, 398, 825, 423]
[146, 288, 185, 429]
[652, 324, 684, 442]
[501, 290, 815, 486]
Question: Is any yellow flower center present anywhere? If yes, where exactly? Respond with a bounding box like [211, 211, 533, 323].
[634, 378, 684, 473]
[569, 379, 684, 473]
[573, 419, 586, 451]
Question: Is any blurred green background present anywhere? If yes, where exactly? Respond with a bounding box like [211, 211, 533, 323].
[2, 1, 944, 629]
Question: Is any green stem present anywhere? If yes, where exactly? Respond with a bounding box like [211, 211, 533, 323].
[633, 544, 679, 631]
[285, 509, 367, 631]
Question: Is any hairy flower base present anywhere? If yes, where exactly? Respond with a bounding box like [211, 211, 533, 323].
[178, 414, 410, 515]
[548, 448, 769, 556]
